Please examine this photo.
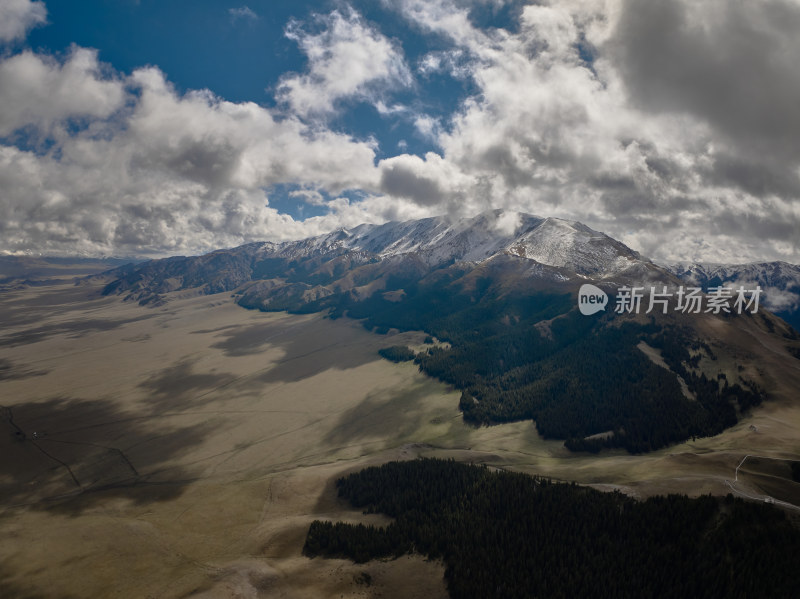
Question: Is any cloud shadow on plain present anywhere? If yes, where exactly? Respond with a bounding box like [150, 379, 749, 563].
[0, 394, 217, 516]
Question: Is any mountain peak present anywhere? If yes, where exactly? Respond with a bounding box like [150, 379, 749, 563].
[282, 209, 644, 277]
[102, 209, 659, 306]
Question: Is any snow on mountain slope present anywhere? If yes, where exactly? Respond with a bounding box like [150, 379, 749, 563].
[508, 218, 643, 276]
[269, 209, 647, 277]
[101, 209, 665, 306]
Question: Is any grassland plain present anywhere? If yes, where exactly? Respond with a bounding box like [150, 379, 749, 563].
[1, 278, 799, 597]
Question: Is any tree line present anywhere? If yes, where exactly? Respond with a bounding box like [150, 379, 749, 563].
[305, 458, 800, 599]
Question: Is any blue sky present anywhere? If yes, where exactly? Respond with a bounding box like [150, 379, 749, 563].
[1, 0, 799, 263]
[26, 1, 503, 158]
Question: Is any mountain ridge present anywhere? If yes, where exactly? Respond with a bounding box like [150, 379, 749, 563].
[250, 209, 649, 273]
[96, 209, 800, 455]
[100, 209, 662, 306]
[665, 260, 800, 330]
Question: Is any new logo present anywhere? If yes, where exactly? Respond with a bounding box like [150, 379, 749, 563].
[578, 284, 608, 315]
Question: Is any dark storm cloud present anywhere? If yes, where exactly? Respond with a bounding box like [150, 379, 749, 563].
[131, 137, 244, 190]
[611, 0, 800, 156]
[581, 0, 800, 259]
[704, 153, 800, 199]
[709, 207, 800, 241]
[380, 160, 445, 205]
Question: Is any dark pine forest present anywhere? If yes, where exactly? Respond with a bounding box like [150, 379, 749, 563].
[348, 272, 765, 453]
[304, 459, 800, 599]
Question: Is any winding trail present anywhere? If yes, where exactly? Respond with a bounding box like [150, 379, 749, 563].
[725, 454, 800, 512]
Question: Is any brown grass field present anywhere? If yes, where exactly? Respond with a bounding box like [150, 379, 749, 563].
[1, 277, 799, 597]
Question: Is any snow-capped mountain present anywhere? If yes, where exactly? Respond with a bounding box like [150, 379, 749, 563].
[101, 209, 665, 307]
[99, 209, 681, 310]
[666, 261, 800, 329]
[260, 209, 648, 276]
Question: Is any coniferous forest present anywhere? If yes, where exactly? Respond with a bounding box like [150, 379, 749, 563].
[377, 345, 416, 362]
[304, 459, 800, 599]
[347, 273, 764, 453]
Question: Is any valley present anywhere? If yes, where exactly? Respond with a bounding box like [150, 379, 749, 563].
[2, 275, 799, 598]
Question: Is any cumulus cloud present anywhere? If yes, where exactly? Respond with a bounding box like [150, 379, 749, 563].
[612, 0, 800, 155]
[378, 152, 482, 212]
[0, 56, 384, 256]
[413, 115, 442, 141]
[277, 7, 413, 116]
[0, 47, 125, 137]
[0, 0, 46, 43]
[381, 0, 800, 264]
[1, 0, 799, 265]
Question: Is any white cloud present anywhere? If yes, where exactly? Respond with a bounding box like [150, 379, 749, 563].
[374, 100, 409, 116]
[0, 47, 125, 137]
[228, 6, 258, 23]
[0, 56, 384, 256]
[277, 7, 412, 116]
[413, 115, 442, 141]
[288, 188, 326, 206]
[392, 0, 486, 48]
[0, 0, 46, 43]
[417, 49, 471, 79]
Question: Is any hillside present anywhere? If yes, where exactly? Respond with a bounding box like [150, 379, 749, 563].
[99, 210, 800, 454]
